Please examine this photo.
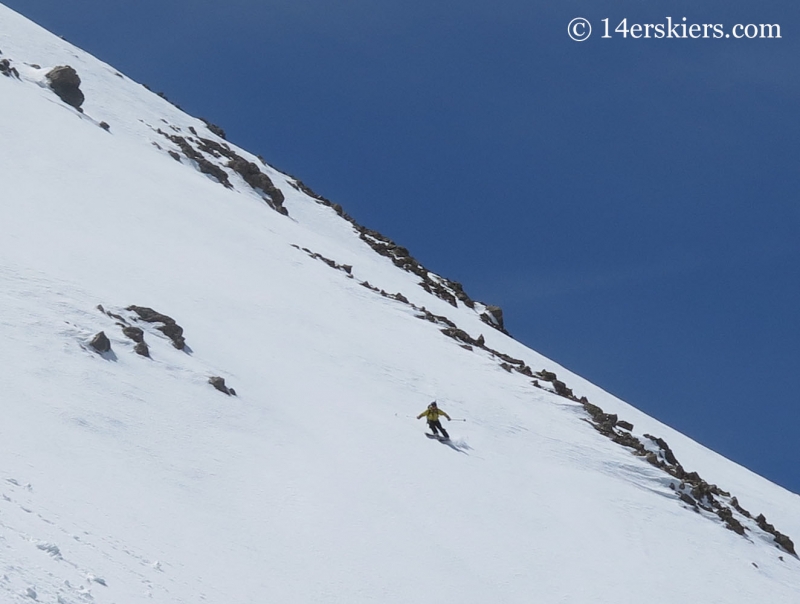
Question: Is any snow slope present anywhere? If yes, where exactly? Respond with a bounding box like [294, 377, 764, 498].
[1, 4, 799, 603]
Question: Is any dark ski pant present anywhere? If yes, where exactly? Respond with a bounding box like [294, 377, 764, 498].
[428, 420, 449, 439]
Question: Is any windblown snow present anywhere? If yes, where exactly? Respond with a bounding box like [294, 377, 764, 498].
[1, 4, 799, 603]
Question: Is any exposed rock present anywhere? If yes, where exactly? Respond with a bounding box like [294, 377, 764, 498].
[162, 133, 232, 188]
[134, 341, 150, 358]
[717, 507, 746, 535]
[227, 157, 287, 215]
[774, 533, 796, 556]
[582, 401, 605, 420]
[126, 306, 186, 349]
[730, 497, 752, 519]
[89, 331, 111, 353]
[0, 58, 19, 78]
[46, 65, 85, 110]
[571, 377, 797, 555]
[122, 326, 144, 343]
[201, 118, 227, 139]
[209, 376, 234, 395]
[756, 514, 796, 555]
[612, 431, 644, 452]
[552, 379, 573, 398]
[484, 305, 505, 330]
[415, 309, 457, 329]
[644, 434, 679, 466]
[441, 327, 478, 346]
[690, 481, 719, 507]
[494, 352, 525, 366]
[596, 413, 618, 432]
[644, 452, 661, 467]
[99, 121, 110, 131]
[154, 90, 183, 111]
[537, 369, 558, 382]
[516, 365, 534, 377]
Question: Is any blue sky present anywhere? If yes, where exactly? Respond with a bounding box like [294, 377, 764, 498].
[7, 1, 799, 493]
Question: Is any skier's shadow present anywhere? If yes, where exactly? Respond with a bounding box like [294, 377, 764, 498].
[438, 438, 471, 455]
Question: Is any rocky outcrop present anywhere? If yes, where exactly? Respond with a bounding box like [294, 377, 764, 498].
[574, 392, 796, 556]
[160, 132, 232, 188]
[286, 175, 511, 330]
[158, 128, 288, 215]
[46, 66, 85, 110]
[227, 157, 287, 215]
[756, 514, 796, 555]
[482, 305, 505, 330]
[643, 434, 678, 466]
[126, 305, 186, 350]
[533, 370, 577, 401]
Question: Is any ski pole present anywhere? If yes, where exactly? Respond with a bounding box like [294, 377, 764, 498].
[449, 418, 467, 422]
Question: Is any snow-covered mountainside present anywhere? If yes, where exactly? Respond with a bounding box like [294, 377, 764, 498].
[1, 5, 799, 603]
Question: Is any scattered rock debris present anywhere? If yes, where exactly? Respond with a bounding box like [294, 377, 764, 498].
[0, 58, 19, 78]
[291, 245, 353, 276]
[155, 128, 287, 215]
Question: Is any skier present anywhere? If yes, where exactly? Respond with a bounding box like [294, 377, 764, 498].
[417, 401, 451, 439]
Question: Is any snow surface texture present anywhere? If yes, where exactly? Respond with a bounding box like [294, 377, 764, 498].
[1, 4, 800, 603]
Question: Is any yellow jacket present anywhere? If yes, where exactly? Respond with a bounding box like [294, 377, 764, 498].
[417, 407, 451, 421]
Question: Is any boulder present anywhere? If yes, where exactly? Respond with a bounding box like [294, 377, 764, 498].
[89, 331, 111, 353]
[46, 65, 85, 110]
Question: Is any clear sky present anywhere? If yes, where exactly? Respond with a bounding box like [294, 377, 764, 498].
[5, 1, 798, 493]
